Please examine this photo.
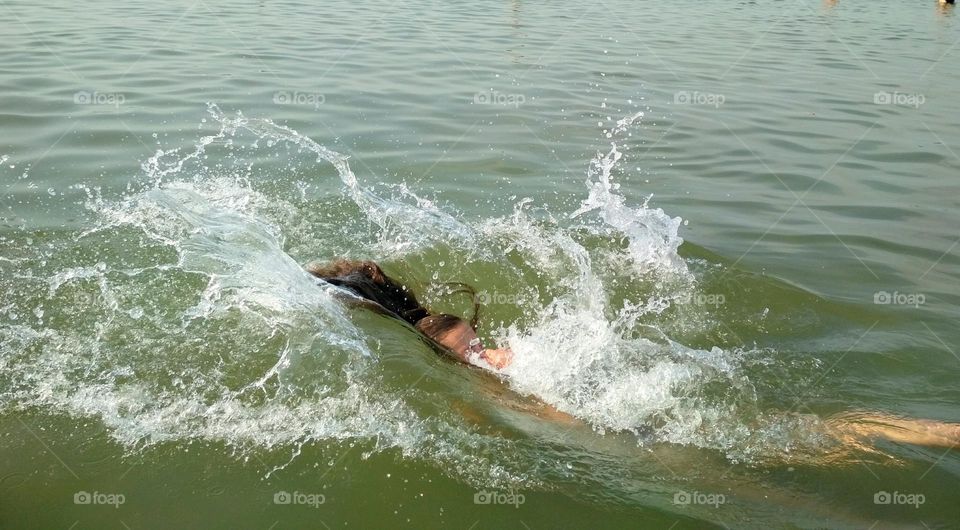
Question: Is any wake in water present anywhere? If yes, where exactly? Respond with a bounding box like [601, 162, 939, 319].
[1, 103, 856, 493]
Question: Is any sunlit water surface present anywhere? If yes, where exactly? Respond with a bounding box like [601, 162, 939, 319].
[2, 1, 960, 528]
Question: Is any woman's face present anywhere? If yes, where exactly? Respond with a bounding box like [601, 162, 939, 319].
[436, 320, 482, 361]
[435, 321, 513, 370]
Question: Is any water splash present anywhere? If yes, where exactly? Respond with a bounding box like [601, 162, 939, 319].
[571, 143, 687, 274]
[0, 104, 831, 491]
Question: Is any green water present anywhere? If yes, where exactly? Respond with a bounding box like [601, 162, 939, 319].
[2, 0, 960, 528]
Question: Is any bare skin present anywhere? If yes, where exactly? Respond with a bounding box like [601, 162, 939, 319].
[826, 411, 960, 449]
[313, 260, 960, 452]
[433, 321, 584, 423]
[436, 321, 960, 451]
[433, 320, 514, 370]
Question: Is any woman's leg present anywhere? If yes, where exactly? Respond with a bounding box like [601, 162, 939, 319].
[825, 411, 960, 448]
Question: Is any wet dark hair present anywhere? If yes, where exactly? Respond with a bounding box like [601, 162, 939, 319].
[307, 259, 480, 352]
[307, 259, 430, 325]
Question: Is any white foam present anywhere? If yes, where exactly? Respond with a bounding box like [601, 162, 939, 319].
[571, 143, 687, 275]
[0, 104, 825, 486]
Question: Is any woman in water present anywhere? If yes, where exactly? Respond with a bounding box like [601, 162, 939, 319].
[307, 258, 513, 369]
[308, 258, 960, 451]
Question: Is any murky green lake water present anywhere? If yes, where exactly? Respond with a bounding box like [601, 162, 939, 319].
[2, 1, 960, 528]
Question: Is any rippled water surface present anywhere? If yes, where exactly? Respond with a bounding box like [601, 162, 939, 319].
[2, 1, 960, 528]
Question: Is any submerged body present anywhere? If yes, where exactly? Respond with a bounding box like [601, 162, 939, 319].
[307, 259, 514, 369]
[308, 259, 960, 453]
